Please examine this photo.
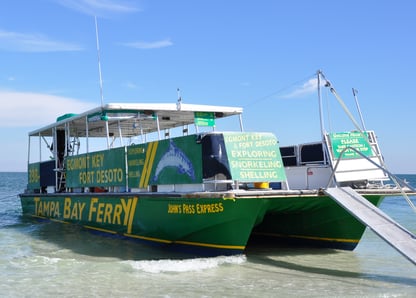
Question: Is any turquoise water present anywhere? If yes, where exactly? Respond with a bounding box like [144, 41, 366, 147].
[1, 172, 415, 297]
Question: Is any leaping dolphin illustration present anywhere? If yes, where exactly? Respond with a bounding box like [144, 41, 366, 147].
[153, 140, 195, 182]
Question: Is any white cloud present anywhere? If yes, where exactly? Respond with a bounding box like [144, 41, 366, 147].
[120, 39, 173, 49]
[56, 0, 140, 16]
[124, 81, 138, 89]
[282, 78, 318, 99]
[0, 30, 83, 52]
[0, 91, 95, 127]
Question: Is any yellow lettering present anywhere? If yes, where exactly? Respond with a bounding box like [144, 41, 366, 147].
[196, 203, 224, 214]
[50, 201, 55, 215]
[43, 201, 50, 216]
[85, 197, 137, 231]
[34, 197, 40, 215]
[79, 171, 95, 185]
[89, 197, 98, 221]
[168, 204, 182, 214]
[112, 204, 122, 225]
[54, 201, 60, 217]
[29, 167, 40, 184]
[126, 197, 138, 234]
[96, 203, 105, 223]
[64, 197, 71, 218]
[91, 153, 105, 168]
[121, 199, 132, 226]
[96, 168, 123, 184]
[78, 202, 85, 219]
[70, 202, 78, 220]
[104, 204, 113, 223]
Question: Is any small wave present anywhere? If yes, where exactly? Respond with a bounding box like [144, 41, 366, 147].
[123, 255, 246, 273]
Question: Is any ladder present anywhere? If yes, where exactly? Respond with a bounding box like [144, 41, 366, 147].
[324, 186, 416, 265]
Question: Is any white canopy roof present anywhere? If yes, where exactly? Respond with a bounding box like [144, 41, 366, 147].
[29, 102, 243, 138]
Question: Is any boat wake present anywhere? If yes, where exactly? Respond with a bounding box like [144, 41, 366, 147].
[122, 254, 246, 273]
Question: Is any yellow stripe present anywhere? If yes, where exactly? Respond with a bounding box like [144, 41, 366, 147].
[31, 213, 243, 251]
[139, 141, 158, 188]
[31, 215, 69, 224]
[31, 214, 47, 219]
[50, 218, 70, 224]
[124, 233, 245, 250]
[174, 240, 245, 250]
[139, 143, 152, 187]
[84, 225, 117, 234]
[127, 197, 138, 234]
[145, 141, 158, 186]
[124, 233, 172, 244]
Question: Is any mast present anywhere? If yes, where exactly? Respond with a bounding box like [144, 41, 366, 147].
[317, 70, 325, 137]
[95, 16, 110, 148]
[352, 88, 367, 131]
[95, 16, 104, 108]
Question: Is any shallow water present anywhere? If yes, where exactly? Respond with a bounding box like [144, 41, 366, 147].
[1, 172, 415, 297]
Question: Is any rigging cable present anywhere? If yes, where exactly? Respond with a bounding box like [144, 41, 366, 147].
[243, 73, 316, 108]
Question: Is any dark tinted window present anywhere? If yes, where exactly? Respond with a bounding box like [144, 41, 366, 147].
[201, 134, 231, 179]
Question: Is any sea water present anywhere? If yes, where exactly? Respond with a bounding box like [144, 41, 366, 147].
[1, 172, 415, 297]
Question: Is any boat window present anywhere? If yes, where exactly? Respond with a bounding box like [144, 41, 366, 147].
[300, 143, 324, 164]
[201, 134, 231, 179]
[280, 146, 297, 166]
[40, 160, 55, 190]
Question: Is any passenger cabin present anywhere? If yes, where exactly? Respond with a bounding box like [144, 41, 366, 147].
[25, 103, 287, 194]
[279, 130, 388, 190]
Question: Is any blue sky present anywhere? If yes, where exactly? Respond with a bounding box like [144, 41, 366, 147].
[0, 0, 415, 173]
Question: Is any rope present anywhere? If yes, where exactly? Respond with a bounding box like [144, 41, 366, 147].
[244, 73, 316, 108]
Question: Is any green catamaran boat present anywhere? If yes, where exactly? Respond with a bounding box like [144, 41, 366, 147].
[20, 72, 410, 255]
[21, 102, 288, 255]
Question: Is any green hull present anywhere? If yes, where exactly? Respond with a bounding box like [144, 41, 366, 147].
[251, 194, 385, 250]
[20, 191, 385, 255]
[20, 193, 267, 255]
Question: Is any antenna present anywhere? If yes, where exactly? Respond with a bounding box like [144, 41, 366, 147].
[176, 88, 182, 110]
[95, 16, 110, 148]
[95, 16, 104, 107]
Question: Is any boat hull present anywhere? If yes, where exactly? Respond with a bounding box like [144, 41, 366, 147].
[20, 191, 386, 254]
[19, 193, 267, 255]
[250, 193, 385, 250]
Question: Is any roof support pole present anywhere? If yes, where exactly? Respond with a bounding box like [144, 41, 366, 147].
[85, 116, 89, 153]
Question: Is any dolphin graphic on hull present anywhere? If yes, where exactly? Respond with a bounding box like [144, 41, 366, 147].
[153, 140, 195, 182]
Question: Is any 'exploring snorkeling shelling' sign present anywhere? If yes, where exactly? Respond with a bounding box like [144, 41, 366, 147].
[223, 132, 286, 182]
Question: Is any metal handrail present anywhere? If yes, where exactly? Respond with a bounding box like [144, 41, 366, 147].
[326, 146, 416, 213]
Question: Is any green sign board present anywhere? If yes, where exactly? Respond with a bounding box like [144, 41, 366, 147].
[27, 162, 41, 190]
[329, 131, 373, 159]
[194, 112, 215, 127]
[222, 132, 286, 182]
[127, 135, 203, 188]
[66, 147, 126, 188]
[127, 144, 146, 188]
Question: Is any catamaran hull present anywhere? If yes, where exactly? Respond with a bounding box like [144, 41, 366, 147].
[20, 192, 385, 254]
[19, 193, 267, 255]
[250, 194, 385, 250]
